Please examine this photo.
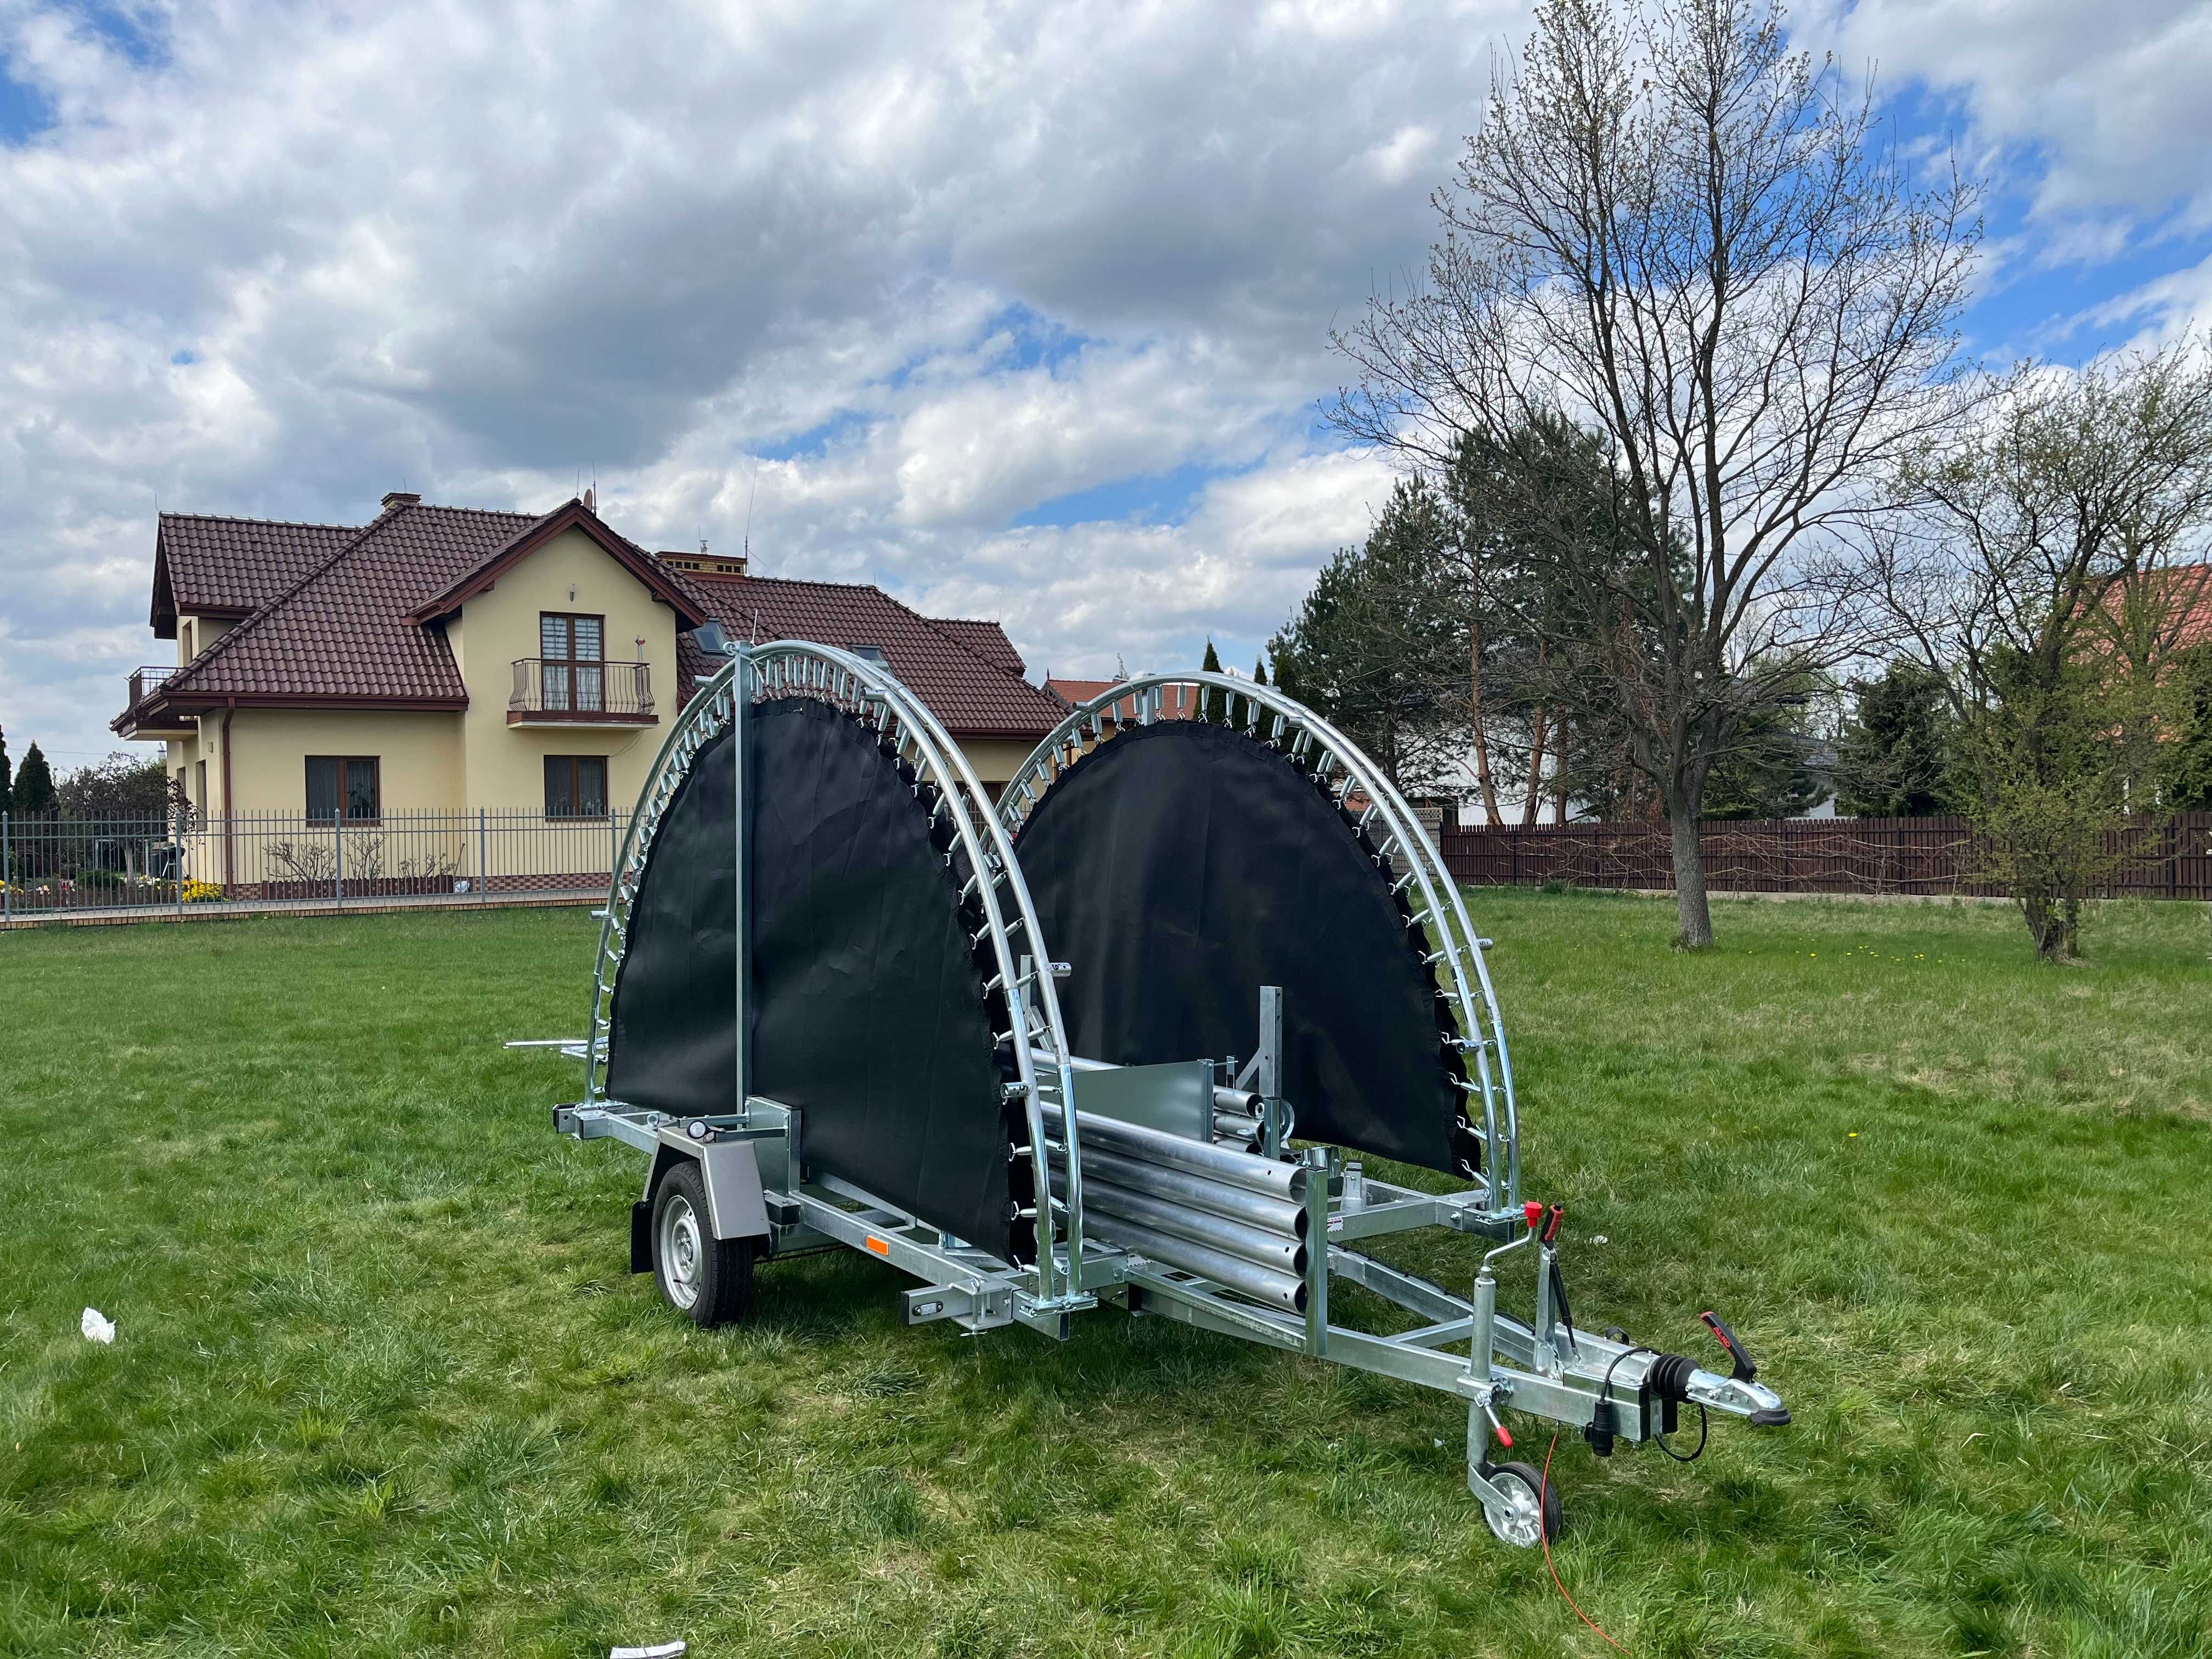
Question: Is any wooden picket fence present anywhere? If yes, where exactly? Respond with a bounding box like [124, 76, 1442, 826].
[1435, 813, 2212, 899]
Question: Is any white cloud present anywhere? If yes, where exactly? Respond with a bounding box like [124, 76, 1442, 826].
[1801, 0, 2212, 239]
[5, 0, 2210, 771]
[0, 0, 1532, 763]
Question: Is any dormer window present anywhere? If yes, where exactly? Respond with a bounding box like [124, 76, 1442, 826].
[847, 644, 887, 664]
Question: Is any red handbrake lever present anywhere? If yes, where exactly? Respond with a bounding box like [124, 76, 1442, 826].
[1542, 1203, 1564, 1245]
[1699, 1310, 1758, 1383]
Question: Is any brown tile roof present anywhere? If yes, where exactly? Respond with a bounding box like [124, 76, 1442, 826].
[153, 503, 547, 709]
[674, 572, 1064, 741]
[153, 513, 358, 635]
[117, 496, 1057, 746]
[930, 618, 1025, 676]
[405, 503, 710, 628]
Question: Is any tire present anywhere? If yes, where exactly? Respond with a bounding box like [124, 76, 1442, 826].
[1481, 1460, 1562, 1548]
[651, 1162, 755, 1328]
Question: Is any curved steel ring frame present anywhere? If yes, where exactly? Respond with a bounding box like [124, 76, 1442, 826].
[584, 640, 1089, 1306]
[996, 670, 1521, 1223]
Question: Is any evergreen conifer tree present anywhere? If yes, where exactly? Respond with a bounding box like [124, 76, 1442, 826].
[0, 726, 12, 815]
[1201, 639, 1223, 673]
[1834, 661, 1953, 817]
[1252, 657, 1267, 686]
[13, 742, 55, 817]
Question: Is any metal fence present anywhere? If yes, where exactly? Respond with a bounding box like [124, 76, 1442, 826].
[0, 809, 633, 922]
[1435, 813, 2212, 899]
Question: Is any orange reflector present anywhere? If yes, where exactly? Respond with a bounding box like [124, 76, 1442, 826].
[865, 1236, 890, 1256]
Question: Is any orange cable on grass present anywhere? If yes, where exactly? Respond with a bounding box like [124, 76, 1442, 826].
[1539, 1430, 1632, 1656]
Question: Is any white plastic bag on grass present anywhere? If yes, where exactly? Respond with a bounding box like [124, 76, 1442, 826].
[81, 1307, 116, 1344]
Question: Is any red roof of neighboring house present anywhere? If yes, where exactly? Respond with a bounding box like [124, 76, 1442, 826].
[120, 495, 1054, 742]
[1046, 678, 1204, 720]
[151, 513, 358, 636]
[2157, 563, 2212, 650]
[675, 573, 1064, 741]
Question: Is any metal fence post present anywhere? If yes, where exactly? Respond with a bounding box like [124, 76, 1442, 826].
[335, 815, 345, 909]
[478, 807, 489, 903]
[2, 811, 9, 922]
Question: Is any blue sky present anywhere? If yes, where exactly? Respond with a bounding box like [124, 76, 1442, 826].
[1, 0, 2208, 766]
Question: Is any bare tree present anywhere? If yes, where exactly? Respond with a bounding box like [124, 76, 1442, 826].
[1330, 0, 1978, 946]
[1871, 341, 2212, 957]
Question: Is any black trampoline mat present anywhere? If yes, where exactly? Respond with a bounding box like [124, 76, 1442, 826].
[1013, 719, 1471, 1175]
[606, 697, 1018, 1258]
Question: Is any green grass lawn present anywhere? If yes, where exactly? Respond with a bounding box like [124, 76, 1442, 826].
[3, 894, 2210, 1658]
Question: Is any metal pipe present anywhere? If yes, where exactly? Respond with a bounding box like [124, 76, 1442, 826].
[1212, 1110, 1262, 1142]
[1470, 1267, 1497, 1383]
[1038, 1101, 1304, 1200]
[1048, 1169, 1307, 1275]
[1212, 1087, 1262, 1115]
[1081, 1209, 1307, 1314]
[1046, 1142, 1306, 1237]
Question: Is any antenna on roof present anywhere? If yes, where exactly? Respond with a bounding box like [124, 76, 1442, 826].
[743, 461, 759, 563]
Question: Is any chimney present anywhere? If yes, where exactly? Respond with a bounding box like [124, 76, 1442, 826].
[382, 491, 421, 512]
[583, 486, 596, 512]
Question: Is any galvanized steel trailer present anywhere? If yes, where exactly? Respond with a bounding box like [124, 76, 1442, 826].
[545, 641, 1789, 1547]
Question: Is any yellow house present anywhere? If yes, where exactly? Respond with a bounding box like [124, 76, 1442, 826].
[114, 492, 1064, 893]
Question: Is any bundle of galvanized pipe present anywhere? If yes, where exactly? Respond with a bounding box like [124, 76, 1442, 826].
[1039, 1101, 1310, 1313]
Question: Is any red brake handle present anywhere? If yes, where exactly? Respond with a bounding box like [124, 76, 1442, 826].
[1542, 1203, 1564, 1245]
[1699, 1310, 1758, 1383]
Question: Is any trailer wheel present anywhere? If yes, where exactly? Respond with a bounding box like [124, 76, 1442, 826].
[652, 1163, 754, 1328]
[1481, 1461, 1561, 1548]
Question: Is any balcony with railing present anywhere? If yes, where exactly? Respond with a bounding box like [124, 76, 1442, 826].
[507, 658, 656, 725]
[116, 665, 192, 736]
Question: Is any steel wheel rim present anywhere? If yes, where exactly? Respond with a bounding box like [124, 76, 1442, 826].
[659, 1193, 703, 1310]
[1484, 1471, 1544, 1548]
